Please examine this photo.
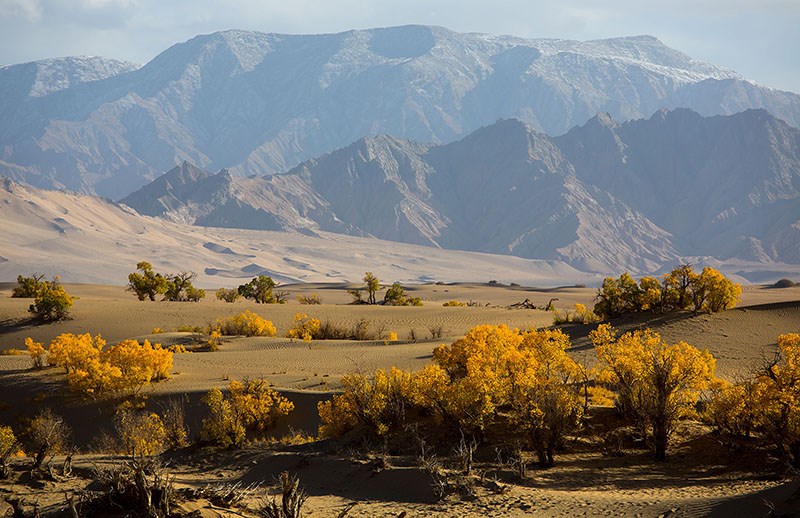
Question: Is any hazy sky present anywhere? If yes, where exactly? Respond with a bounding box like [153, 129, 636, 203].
[1, 0, 798, 93]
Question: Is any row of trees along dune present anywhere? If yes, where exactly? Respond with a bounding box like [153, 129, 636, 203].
[318, 325, 800, 468]
[348, 272, 423, 305]
[593, 264, 741, 319]
[13, 325, 800, 500]
[127, 262, 205, 301]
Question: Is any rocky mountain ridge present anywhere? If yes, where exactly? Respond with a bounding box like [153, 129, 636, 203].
[121, 108, 800, 273]
[2, 25, 800, 198]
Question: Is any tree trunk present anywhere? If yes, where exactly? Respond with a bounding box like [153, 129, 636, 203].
[653, 422, 668, 461]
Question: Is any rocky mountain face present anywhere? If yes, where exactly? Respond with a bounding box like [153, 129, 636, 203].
[2, 26, 800, 199]
[122, 109, 800, 273]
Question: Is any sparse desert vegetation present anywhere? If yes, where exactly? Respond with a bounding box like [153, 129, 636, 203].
[0, 279, 799, 516]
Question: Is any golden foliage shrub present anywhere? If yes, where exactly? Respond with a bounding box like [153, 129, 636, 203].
[115, 410, 167, 457]
[39, 333, 173, 398]
[320, 324, 585, 466]
[0, 425, 18, 478]
[594, 265, 741, 319]
[442, 300, 467, 307]
[286, 313, 321, 342]
[25, 338, 47, 369]
[212, 310, 277, 337]
[201, 379, 294, 448]
[706, 380, 759, 441]
[553, 303, 599, 325]
[592, 323, 716, 461]
[48, 333, 105, 372]
[318, 368, 412, 439]
[708, 334, 800, 466]
[297, 293, 322, 305]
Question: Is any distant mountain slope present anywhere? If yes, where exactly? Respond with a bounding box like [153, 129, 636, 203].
[2, 26, 799, 198]
[122, 109, 800, 273]
[0, 177, 593, 287]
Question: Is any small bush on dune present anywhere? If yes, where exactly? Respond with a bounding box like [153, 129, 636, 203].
[201, 379, 294, 448]
[25, 338, 47, 369]
[553, 303, 598, 325]
[212, 311, 277, 337]
[216, 288, 240, 303]
[27, 408, 71, 471]
[29, 282, 73, 321]
[260, 471, 308, 518]
[12, 273, 47, 298]
[313, 319, 385, 341]
[114, 408, 167, 457]
[297, 293, 322, 305]
[159, 398, 189, 449]
[39, 333, 173, 399]
[442, 300, 466, 307]
[318, 368, 412, 439]
[286, 313, 321, 342]
[383, 282, 423, 306]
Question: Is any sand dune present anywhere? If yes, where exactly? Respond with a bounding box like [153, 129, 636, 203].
[0, 179, 597, 287]
[0, 281, 799, 517]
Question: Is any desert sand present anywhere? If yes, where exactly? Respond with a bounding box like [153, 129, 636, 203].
[0, 281, 799, 517]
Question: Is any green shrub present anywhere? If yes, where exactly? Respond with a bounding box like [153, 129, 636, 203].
[383, 282, 423, 306]
[29, 282, 73, 321]
[127, 262, 167, 301]
[216, 288, 240, 303]
[12, 274, 47, 298]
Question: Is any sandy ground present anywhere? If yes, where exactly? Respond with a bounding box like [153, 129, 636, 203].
[0, 282, 799, 517]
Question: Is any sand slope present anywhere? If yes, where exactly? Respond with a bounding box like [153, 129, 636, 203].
[0, 282, 799, 517]
[0, 178, 596, 287]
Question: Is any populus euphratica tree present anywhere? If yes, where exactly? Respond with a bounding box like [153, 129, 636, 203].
[363, 272, 380, 305]
[593, 265, 740, 319]
[592, 323, 716, 461]
[127, 262, 167, 301]
[708, 333, 800, 467]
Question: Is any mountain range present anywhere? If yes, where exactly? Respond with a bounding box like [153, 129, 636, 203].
[120, 108, 800, 274]
[2, 25, 800, 199]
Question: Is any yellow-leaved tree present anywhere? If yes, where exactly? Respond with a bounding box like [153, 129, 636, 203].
[201, 379, 294, 448]
[317, 324, 585, 467]
[39, 333, 173, 398]
[426, 325, 584, 466]
[709, 334, 800, 466]
[286, 313, 321, 342]
[318, 367, 412, 438]
[592, 324, 716, 461]
[690, 267, 742, 313]
[212, 310, 277, 337]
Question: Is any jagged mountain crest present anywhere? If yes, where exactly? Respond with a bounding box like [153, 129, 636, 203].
[2, 25, 799, 199]
[120, 107, 800, 273]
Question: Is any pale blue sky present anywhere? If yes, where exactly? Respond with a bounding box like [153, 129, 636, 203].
[1, 0, 798, 93]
